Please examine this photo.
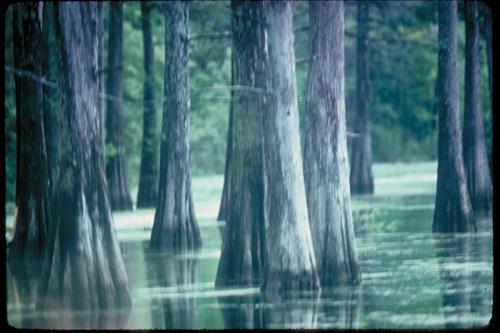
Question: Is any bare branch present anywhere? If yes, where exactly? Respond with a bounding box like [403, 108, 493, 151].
[189, 30, 232, 41]
[5, 65, 57, 89]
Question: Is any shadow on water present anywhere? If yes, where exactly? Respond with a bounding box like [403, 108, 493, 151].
[144, 246, 198, 329]
[7, 260, 131, 329]
[433, 216, 492, 328]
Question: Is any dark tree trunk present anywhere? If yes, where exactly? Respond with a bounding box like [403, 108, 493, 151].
[480, 4, 492, 112]
[97, 2, 104, 145]
[105, 2, 133, 211]
[137, 1, 159, 209]
[433, 0, 475, 233]
[479, 2, 492, 169]
[215, 1, 266, 287]
[150, 1, 202, 250]
[261, 1, 320, 294]
[216, 56, 235, 222]
[41, 2, 57, 198]
[9, 2, 50, 266]
[303, 1, 361, 286]
[38, 2, 131, 309]
[349, 1, 374, 195]
[463, 0, 492, 214]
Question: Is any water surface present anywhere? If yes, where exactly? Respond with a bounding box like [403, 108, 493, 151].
[6, 162, 493, 329]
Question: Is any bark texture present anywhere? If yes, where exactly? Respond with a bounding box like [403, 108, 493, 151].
[303, 1, 361, 286]
[433, 0, 475, 233]
[150, 1, 202, 250]
[9, 2, 50, 266]
[38, 2, 131, 309]
[105, 2, 133, 211]
[215, 0, 266, 287]
[463, 0, 492, 214]
[217, 56, 235, 222]
[349, 1, 374, 195]
[261, 1, 320, 294]
[137, 1, 159, 208]
[41, 2, 57, 197]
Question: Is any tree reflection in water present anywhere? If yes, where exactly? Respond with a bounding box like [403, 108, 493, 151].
[146, 251, 198, 329]
[8, 260, 131, 329]
[434, 221, 492, 329]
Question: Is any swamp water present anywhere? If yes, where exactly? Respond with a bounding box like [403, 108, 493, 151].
[5, 162, 492, 329]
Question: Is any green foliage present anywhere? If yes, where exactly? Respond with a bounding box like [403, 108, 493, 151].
[3, 1, 493, 205]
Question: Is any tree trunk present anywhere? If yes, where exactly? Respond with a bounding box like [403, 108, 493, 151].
[463, 0, 492, 214]
[349, 1, 374, 195]
[41, 2, 57, 198]
[303, 1, 361, 286]
[150, 1, 202, 250]
[137, 1, 159, 209]
[9, 2, 50, 267]
[38, 2, 131, 309]
[261, 1, 320, 294]
[433, 0, 475, 233]
[480, 4, 492, 112]
[216, 56, 235, 222]
[105, 2, 133, 211]
[479, 2, 492, 169]
[97, 2, 104, 147]
[215, 1, 266, 287]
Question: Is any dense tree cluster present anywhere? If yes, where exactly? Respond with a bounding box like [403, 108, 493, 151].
[4, 0, 493, 310]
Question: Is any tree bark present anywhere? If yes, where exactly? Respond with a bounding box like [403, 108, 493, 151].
[9, 2, 50, 267]
[38, 2, 131, 309]
[105, 2, 133, 211]
[216, 55, 235, 222]
[150, 1, 202, 250]
[41, 2, 57, 198]
[433, 0, 475, 233]
[479, 2, 492, 169]
[137, 1, 159, 209]
[349, 1, 374, 195]
[261, 1, 320, 294]
[97, 2, 104, 147]
[463, 0, 492, 214]
[303, 1, 361, 286]
[215, 0, 266, 287]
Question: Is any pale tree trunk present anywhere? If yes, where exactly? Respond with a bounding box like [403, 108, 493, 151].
[303, 0, 361, 286]
[38, 2, 131, 309]
[433, 0, 475, 233]
[261, 1, 320, 294]
[217, 56, 234, 222]
[349, 1, 374, 195]
[9, 2, 50, 268]
[137, 1, 159, 208]
[150, 1, 201, 250]
[215, 0, 266, 287]
[105, 2, 133, 211]
[463, 0, 492, 214]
